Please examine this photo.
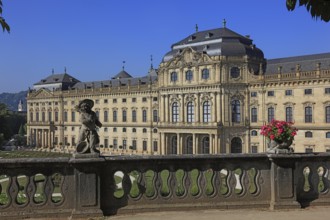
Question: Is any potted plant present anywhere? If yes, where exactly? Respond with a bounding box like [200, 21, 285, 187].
[260, 119, 298, 153]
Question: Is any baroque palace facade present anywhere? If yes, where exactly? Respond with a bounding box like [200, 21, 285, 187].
[27, 25, 330, 154]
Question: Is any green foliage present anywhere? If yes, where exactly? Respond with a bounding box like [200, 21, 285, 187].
[286, 0, 330, 22]
[0, 0, 10, 33]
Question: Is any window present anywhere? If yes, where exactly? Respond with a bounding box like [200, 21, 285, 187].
[30, 112, 33, 122]
[203, 101, 211, 122]
[202, 137, 210, 154]
[171, 136, 177, 154]
[122, 110, 127, 122]
[305, 148, 313, 153]
[172, 102, 179, 122]
[153, 128, 157, 133]
[104, 110, 108, 122]
[325, 88, 330, 94]
[286, 107, 293, 122]
[104, 139, 109, 148]
[251, 92, 257, 97]
[185, 70, 193, 81]
[142, 110, 147, 122]
[123, 128, 126, 132]
[187, 102, 194, 123]
[132, 128, 136, 133]
[113, 139, 118, 149]
[251, 130, 258, 136]
[285, 90, 293, 96]
[55, 111, 59, 122]
[71, 101, 75, 105]
[42, 112, 45, 122]
[153, 110, 158, 122]
[113, 110, 117, 122]
[132, 140, 137, 150]
[304, 89, 312, 95]
[113, 127, 117, 132]
[71, 111, 75, 122]
[251, 107, 257, 123]
[64, 111, 68, 122]
[48, 111, 52, 122]
[132, 98, 136, 102]
[153, 97, 158, 102]
[104, 99, 108, 104]
[95, 111, 99, 119]
[123, 140, 127, 149]
[231, 100, 241, 123]
[143, 141, 147, 151]
[132, 110, 137, 122]
[305, 131, 313, 138]
[326, 132, 330, 138]
[326, 106, 330, 123]
[305, 106, 313, 123]
[267, 91, 275, 97]
[113, 99, 117, 103]
[95, 100, 99, 104]
[170, 72, 178, 82]
[201, 68, 209, 80]
[143, 128, 147, 133]
[122, 98, 126, 103]
[268, 107, 275, 122]
[142, 97, 147, 102]
[72, 137, 76, 146]
[153, 141, 158, 152]
[71, 127, 75, 131]
[186, 136, 193, 154]
[104, 127, 108, 132]
[231, 137, 242, 153]
[251, 146, 258, 153]
[230, 67, 240, 78]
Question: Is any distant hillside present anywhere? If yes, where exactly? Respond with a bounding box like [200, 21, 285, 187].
[0, 91, 28, 111]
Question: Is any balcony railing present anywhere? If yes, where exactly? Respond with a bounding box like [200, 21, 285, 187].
[0, 153, 330, 219]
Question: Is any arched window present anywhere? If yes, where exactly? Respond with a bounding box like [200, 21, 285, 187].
[305, 131, 313, 138]
[104, 110, 108, 122]
[172, 102, 179, 122]
[143, 128, 147, 133]
[286, 107, 293, 122]
[186, 136, 193, 154]
[201, 68, 209, 80]
[202, 137, 210, 154]
[42, 112, 45, 122]
[36, 112, 39, 122]
[305, 106, 313, 123]
[251, 107, 257, 123]
[326, 132, 330, 138]
[132, 110, 137, 122]
[132, 128, 136, 133]
[231, 137, 242, 153]
[251, 130, 258, 136]
[203, 101, 211, 122]
[187, 101, 194, 123]
[153, 110, 158, 122]
[186, 70, 193, 81]
[171, 136, 177, 154]
[113, 110, 117, 122]
[170, 72, 178, 82]
[95, 111, 99, 119]
[231, 100, 241, 123]
[142, 110, 147, 122]
[122, 110, 127, 122]
[326, 106, 330, 123]
[268, 107, 275, 122]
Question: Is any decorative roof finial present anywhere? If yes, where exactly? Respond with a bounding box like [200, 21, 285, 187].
[223, 19, 226, 28]
[150, 55, 153, 69]
[122, 61, 126, 71]
[195, 24, 198, 32]
[64, 67, 67, 73]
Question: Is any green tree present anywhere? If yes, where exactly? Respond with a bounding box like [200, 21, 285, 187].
[0, 0, 10, 33]
[18, 124, 25, 136]
[286, 0, 330, 22]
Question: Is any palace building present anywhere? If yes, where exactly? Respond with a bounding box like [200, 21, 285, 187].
[26, 25, 330, 154]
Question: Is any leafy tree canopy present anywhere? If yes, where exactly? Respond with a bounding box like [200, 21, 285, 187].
[287, 0, 330, 22]
[0, 0, 10, 33]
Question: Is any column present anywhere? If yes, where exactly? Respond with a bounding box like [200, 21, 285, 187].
[177, 133, 181, 155]
[214, 134, 219, 154]
[192, 133, 196, 154]
[209, 134, 213, 154]
[160, 132, 165, 155]
[217, 91, 221, 124]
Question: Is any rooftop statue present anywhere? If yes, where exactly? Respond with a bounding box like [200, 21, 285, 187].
[75, 99, 102, 154]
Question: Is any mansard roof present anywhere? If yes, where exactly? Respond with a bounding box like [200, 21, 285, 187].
[265, 52, 330, 74]
[34, 73, 80, 85]
[112, 70, 132, 79]
[163, 27, 264, 62]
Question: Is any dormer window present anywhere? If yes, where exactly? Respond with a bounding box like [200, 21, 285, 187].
[54, 78, 59, 82]
[188, 35, 196, 41]
[205, 32, 213, 39]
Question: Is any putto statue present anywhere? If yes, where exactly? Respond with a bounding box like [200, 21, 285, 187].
[75, 99, 102, 154]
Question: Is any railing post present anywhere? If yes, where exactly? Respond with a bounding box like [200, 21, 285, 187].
[69, 157, 104, 219]
[269, 155, 301, 210]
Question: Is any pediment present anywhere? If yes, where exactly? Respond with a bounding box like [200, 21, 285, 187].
[31, 88, 53, 98]
[166, 47, 202, 68]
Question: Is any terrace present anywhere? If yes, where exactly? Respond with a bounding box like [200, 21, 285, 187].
[0, 153, 329, 219]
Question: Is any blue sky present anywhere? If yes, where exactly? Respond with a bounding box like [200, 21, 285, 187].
[1, 0, 330, 93]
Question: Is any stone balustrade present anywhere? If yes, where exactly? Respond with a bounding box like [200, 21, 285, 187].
[0, 153, 330, 219]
